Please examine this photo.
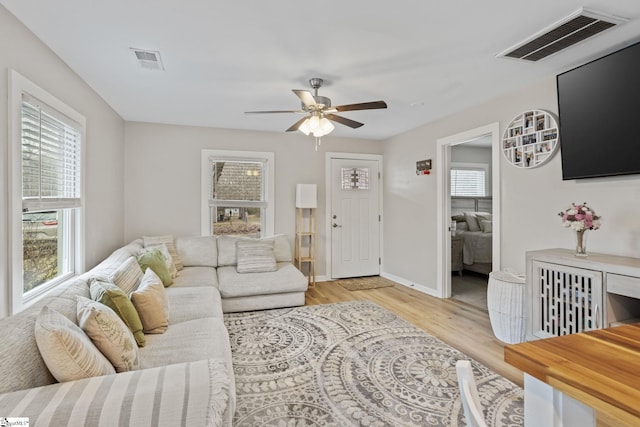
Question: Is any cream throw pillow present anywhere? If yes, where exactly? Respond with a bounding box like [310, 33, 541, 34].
[236, 240, 277, 273]
[131, 269, 169, 334]
[111, 256, 143, 295]
[35, 306, 115, 382]
[77, 296, 139, 373]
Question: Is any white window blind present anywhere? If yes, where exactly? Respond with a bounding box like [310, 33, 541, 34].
[450, 168, 486, 197]
[21, 93, 82, 212]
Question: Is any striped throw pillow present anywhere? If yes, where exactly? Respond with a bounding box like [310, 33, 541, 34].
[34, 306, 115, 382]
[236, 240, 277, 273]
[111, 256, 143, 295]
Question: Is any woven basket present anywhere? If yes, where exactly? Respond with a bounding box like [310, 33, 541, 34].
[487, 271, 525, 344]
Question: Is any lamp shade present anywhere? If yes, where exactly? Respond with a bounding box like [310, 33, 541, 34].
[295, 184, 317, 208]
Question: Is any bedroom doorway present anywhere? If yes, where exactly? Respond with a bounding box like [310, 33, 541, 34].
[435, 123, 501, 300]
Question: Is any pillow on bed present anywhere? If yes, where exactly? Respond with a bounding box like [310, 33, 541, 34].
[451, 214, 466, 223]
[476, 213, 493, 222]
[464, 212, 481, 232]
[480, 220, 493, 233]
[456, 222, 469, 232]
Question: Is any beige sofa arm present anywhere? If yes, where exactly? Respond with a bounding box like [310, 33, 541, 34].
[0, 359, 231, 427]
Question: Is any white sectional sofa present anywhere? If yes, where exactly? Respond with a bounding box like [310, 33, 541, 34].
[0, 234, 307, 426]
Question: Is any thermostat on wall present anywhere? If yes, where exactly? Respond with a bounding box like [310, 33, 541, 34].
[416, 159, 432, 175]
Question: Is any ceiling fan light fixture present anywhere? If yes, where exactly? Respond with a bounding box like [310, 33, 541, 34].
[318, 117, 334, 135]
[298, 119, 311, 136]
[309, 115, 320, 132]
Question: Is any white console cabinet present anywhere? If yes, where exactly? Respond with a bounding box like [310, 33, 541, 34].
[526, 249, 640, 341]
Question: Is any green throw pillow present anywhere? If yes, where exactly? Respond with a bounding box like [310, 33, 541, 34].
[137, 249, 172, 287]
[89, 279, 146, 347]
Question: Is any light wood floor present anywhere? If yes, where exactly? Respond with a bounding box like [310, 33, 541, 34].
[305, 279, 617, 427]
[305, 279, 523, 386]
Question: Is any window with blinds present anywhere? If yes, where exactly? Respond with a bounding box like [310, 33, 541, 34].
[20, 94, 83, 295]
[450, 167, 487, 197]
[21, 94, 82, 210]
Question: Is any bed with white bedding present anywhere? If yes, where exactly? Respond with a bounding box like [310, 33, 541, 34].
[452, 211, 492, 275]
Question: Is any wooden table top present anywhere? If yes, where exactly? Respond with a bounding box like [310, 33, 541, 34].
[504, 323, 640, 426]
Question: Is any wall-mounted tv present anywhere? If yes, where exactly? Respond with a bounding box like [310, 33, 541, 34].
[556, 40, 640, 180]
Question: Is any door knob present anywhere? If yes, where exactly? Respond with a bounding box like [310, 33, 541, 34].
[333, 223, 342, 228]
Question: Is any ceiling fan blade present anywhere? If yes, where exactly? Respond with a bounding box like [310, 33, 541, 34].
[245, 110, 305, 114]
[333, 100, 388, 112]
[285, 117, 309, 132]
[292, 90, 317, 109]
[325, 113, 364, 129]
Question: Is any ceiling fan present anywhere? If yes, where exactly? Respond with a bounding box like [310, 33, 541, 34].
[245, 78, 387, 141]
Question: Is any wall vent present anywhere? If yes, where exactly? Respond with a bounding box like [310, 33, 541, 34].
[497, 8, 627, 62]
[130, 48, 165, 70]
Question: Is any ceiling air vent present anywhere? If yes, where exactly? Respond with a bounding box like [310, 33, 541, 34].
[498, 8, 627, 62]
[130, 48, 165, 70]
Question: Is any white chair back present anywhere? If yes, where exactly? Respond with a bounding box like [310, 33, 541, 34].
[456, 360, 488, 427]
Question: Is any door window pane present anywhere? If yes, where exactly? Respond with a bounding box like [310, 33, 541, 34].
[341, 167, 370, 190]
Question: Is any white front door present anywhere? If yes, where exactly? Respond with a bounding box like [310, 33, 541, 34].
[330, 158, 380, 278]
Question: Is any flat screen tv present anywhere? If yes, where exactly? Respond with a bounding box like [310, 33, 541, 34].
[556, 40, 640, 180]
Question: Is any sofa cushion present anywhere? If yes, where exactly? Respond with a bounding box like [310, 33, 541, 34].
[175, 235, 218, 267]
[171, 266, 219, 288]
[77, 296, 139, 373]
[131, 269, 169, 334]
[112, 256, 144, 295]
[222, 292, 306, 313]
[136, 248, 172, 286]
[90, 280, 146, 347]
[139, 317, 231, 370]
[236, 239, 277, 273]
[217, 234, 292, 266]
[143, 235, 183, 270]
[165, 287, 223, 322]
[35, 306, 116, 382]
[217, 262, 307, 298]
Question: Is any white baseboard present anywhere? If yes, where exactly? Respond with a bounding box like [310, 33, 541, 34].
[380, 271, 441, 298]
[315, 275, 329, 283]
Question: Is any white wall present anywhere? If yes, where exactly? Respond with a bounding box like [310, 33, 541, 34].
[0, 6, 126, 317]
[383, 77, 640, 293]
[123, 122, 384, 276]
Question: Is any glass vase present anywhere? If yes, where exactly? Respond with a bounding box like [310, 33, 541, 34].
[574, 229, 588, 257]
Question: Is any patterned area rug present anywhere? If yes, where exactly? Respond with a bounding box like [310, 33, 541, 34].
[224, 301, 523, 426]
[336, 276, 395, 291]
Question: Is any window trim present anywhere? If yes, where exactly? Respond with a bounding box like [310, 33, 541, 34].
[450, 162, 490, 197]
[9, 70, 86, 315]
[200, 149, 275, 237]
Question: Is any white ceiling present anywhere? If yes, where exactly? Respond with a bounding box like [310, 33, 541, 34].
[2, 1, 640, 140]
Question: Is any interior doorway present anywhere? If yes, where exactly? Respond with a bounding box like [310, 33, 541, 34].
[436, 123, 501, 299]
[450, 136, 493, 309]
